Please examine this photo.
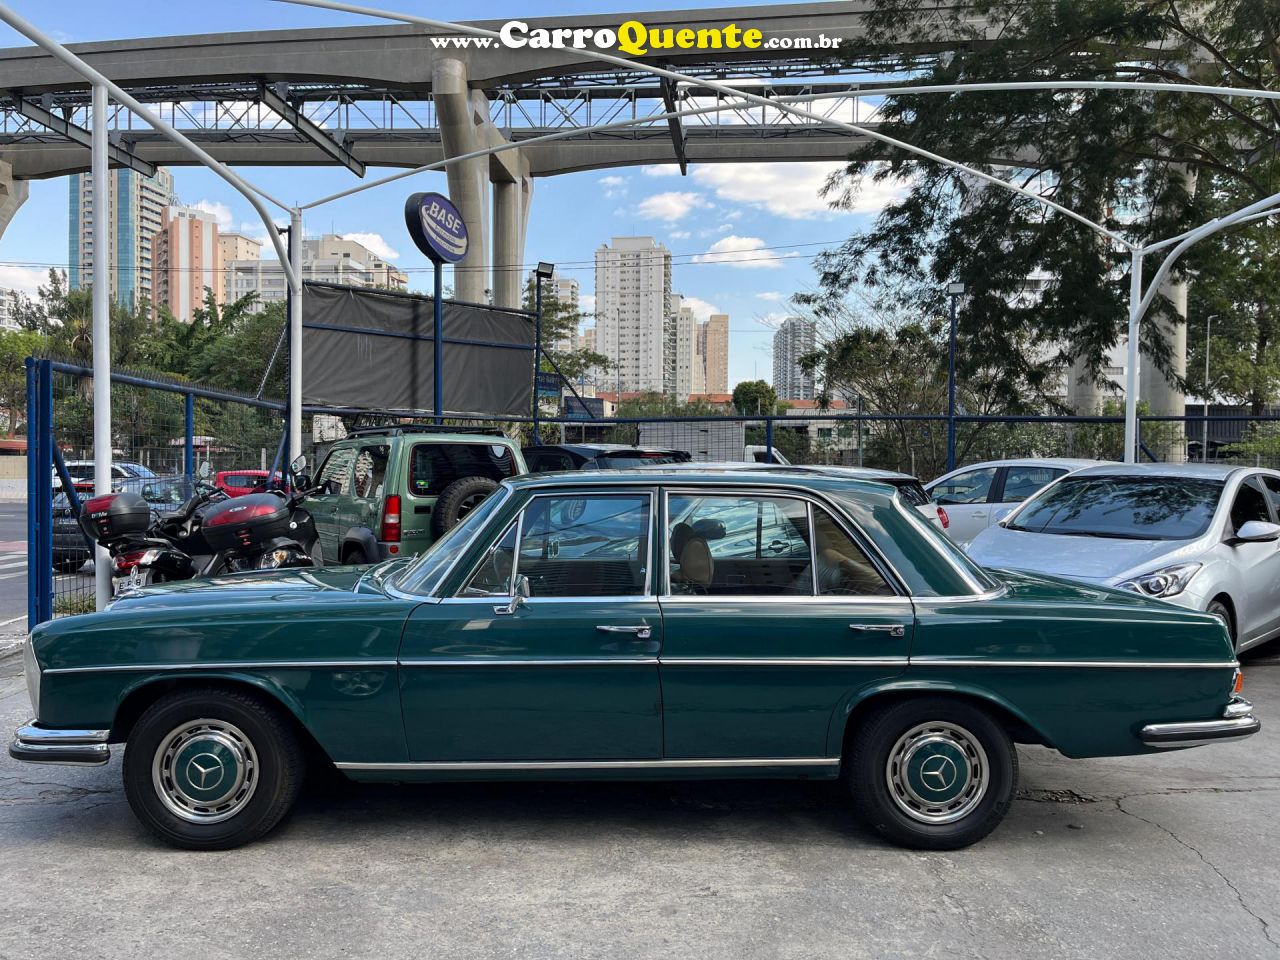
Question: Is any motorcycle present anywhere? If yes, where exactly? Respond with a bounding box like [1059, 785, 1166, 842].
[201, 457, 321, 573]
[79, 457, 322, 594]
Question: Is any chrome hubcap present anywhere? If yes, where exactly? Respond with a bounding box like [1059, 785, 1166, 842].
[152, 719, 258, 824]
[886, 721, 988, 825]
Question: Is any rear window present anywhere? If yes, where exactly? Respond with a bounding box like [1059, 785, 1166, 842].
[410, 442, 518, 497]
[589, 452, 686, 470]
[525, 450, 579, 473]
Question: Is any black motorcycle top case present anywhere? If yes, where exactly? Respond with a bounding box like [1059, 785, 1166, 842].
[78, 492, 151, 544]
[202, 493, 293, 554]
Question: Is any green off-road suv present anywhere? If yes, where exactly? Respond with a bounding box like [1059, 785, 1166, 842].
[305, 425, 527, 565]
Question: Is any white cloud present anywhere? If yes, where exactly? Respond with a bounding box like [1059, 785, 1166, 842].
[692, 235, 792, 269]
[756, 291, 786, 302]
[677, 295, 721, 322]
[637, 191, 712, 222]
[691, 162, 905, 220]
[598, 175, 628, 199]
[0, 264, 52, 297]
[598, 175, 626, 187]
[579, 293, 597, 316]
[669, 230, 691, 240]
[641, 165, 682, 177]
[191, 199, 234, 231]
[341, 232, 401, 261]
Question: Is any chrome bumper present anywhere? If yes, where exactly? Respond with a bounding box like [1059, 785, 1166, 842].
[8, 721, 110, 766]
[1140, 698, 1260, 749]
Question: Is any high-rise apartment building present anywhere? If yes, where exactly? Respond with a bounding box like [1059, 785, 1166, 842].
[68, 167, 175, 309]
[594, 237, 671, 394]
[218, 234, 264, 304]
[224, 233, 409, 314]
[151, 206, 221, 323]
[772, 317, 817, 401]
[700, 313, 730, 395]
[669, 294, 701, 401]
[529, 270, 582, 351]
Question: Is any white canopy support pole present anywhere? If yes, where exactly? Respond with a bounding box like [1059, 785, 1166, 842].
[90, 82, 111, 611]
[0, 4, 296, 280]
[289, 208, 304, 461]
[1123, 249, 1143, 464]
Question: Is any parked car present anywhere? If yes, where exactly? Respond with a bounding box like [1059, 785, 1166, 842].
[523, 443, 691, 472]
[53, 459, 157, 494]
[925, 458, 1101, 544]
[52, 475, 199, 571]
[214, 469, 287, 497]
[967, 463, 1280, 653]
[303, 425, 527, 565]
[11, 468, 1255, 852]
[649, 462, 948, 531]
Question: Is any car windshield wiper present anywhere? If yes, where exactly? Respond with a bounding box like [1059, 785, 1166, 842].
[1041, 529, 1157, 541]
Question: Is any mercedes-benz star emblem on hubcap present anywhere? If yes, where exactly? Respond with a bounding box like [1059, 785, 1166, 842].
[186, 753, 226, 792]
[919, 754, 958, 792]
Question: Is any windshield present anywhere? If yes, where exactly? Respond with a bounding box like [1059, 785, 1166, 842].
[390, 486, 510, 595]
[1007, 476, 1224, 541]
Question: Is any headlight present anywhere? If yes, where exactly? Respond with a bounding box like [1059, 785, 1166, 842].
[1119, 562, 1202, 598]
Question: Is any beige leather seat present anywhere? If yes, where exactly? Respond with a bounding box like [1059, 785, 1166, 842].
[670, 522, 714, 591]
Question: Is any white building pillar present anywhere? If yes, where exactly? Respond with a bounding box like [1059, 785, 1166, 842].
[0, 160, 29, 241]
[432, 59, 489, 303]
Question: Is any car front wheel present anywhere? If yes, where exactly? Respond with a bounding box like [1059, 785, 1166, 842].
[123, 687, 305, 850]
[846, 697, 1017, 850]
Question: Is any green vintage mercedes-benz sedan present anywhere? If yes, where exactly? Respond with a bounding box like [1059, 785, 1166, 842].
[10, 469, 1260, 850]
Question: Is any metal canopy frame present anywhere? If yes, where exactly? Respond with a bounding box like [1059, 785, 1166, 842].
[2, 0, 1278, 608]
[5, 92, 156, 176]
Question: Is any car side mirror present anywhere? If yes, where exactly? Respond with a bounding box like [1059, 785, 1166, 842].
[290, 454, 308, 474]
[1230, 520, 1280, 544]
[197, 460, 212, 479]
[494, 574, 531, 615]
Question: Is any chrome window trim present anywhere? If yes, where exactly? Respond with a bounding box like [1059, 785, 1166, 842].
[658, 595, 915, 607]
[439, 594, 658, 605]
[335, 757, 841, 772]
[383, 484, 515, 600]
[452, 488, 656, 601]
[660, 485, 906, 599]
[909, 658, 1238, 669]
[44, 660, 400, 676]
[889, 496, 997, 596]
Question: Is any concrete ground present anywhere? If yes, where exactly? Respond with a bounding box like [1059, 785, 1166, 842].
[0, 643, 1277, 960]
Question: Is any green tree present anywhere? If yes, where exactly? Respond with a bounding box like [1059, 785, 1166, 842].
[806, 1, 1280, 410]
[0, 328, 43, 435]
[522, 276, 610, 388]
[731, 380, 779, 416]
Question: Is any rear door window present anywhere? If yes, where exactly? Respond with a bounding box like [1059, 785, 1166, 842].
[316, 447, 355, 496]
[351, 444, 390, 500]
[410, 442, 517, 497]
[999, 466, 1066, 503]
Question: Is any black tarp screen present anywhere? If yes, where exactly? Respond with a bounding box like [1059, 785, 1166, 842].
[301, 282, 535, 416]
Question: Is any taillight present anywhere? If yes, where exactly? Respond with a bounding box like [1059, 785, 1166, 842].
[113, 549, 155, 573]
[937, 506, 950, 529]
[381, 494, 402, 542]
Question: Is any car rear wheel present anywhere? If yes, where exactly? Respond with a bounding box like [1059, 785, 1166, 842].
[123, 687, 305, 850]
[846, 697, 1017, 850]
[431, 476, 499, 538]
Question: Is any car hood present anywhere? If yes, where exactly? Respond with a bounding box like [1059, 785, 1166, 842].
[108, 561, 406, 610]
[967, 525, 1203, 584]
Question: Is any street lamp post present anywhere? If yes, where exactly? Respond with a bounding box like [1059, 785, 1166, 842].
[532, 261, 555, 445]
[1203, 314, 1212, 464]
[946, 283, 965, 472]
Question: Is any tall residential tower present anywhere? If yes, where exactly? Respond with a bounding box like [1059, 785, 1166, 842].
[594, 237, 671, 394]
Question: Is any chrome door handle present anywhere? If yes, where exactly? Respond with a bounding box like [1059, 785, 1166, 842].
[849, 624, 906, 638]
[597, 624, 653, 640]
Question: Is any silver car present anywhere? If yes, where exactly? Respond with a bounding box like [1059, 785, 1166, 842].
[925, 458, 1102, 544]
[967, 463, 1280, 653]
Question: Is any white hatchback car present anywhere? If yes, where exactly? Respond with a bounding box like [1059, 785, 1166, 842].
[925, 458, 1102, 544]
[967, 463, 1280, 653]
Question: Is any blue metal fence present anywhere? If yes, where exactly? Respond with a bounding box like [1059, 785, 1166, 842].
[25, 351, 1280, 628]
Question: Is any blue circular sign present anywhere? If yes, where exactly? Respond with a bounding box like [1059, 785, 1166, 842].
[404, 192, 469, 264]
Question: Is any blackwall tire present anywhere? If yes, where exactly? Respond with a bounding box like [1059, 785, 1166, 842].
[122, 687, 305, 851]
[431, 476, 499, 538]
[847, 697, 1017, 850]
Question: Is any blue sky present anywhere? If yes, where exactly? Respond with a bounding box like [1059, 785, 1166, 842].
[0, 0, 896, 388]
